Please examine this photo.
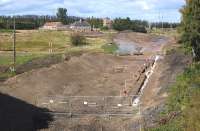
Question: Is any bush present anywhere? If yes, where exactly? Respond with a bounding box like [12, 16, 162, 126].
[101, 26, 109, 31]
[70, 33, 87, 46]
[132, 25, 147, 33]
[150, 63, 200, 131]
[179, 0, 200, 61]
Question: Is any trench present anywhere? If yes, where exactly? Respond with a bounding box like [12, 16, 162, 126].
[132, 55, 160, 106]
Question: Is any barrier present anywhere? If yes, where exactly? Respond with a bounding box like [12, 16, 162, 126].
[37, 96, 140, 116]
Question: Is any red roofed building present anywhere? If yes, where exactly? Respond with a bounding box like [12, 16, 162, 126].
[41, 22, 63, 30]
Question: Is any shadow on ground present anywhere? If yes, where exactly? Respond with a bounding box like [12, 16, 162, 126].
[0, 93, 53, 131]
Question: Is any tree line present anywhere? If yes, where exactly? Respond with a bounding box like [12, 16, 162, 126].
[0, 7, 180, 34]
[151, 22, 179, 29]
[0, 15, 80, 30]
[179, 0, 200, 61]
[112, 17, 148, 33]
[86, 17, 103, 29]
[0, 15, 54, 29]
[0, 8, 80, 30]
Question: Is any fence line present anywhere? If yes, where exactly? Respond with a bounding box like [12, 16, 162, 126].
[37, 95, 140, 116]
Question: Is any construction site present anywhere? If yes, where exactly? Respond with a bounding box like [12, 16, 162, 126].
[1, 0, 199, 130]
[0, 30, 190, 131]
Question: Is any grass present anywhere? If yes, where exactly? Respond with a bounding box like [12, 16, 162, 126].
[0, 30, 108, 53]
[0, 29, 13, 33]
[0, 29, 112, 80]
[0, 71, 16, 80]
[0, 30, 70, 52]
[0, 52, 53, 80]
[0, 30, 109, 66]
[149, 62, 200, 131]
[101, 43, 118, 54]
[0, 53, 45, 66]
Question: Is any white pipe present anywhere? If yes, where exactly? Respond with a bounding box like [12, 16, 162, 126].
[132, 55, 160, 106]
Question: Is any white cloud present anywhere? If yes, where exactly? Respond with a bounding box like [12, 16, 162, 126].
[0, 0, 11, 2]
[0, 0, 185, 22]
[134, 0, 154, 10]
[0, 0, 64, 15]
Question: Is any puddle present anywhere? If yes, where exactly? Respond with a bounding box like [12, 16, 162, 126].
[152, 37, 168, 46]
[114, 39, 142, 55]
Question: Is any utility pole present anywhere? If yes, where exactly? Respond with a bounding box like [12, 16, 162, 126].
[12, 16, 16, 72]
[158, 11, 161, 35]
[148, 22, 151, 33]
[161, 15, 164, 32]
[170, 21, 173, 31]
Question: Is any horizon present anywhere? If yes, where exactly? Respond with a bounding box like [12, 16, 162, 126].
[0, 0, 185, 22]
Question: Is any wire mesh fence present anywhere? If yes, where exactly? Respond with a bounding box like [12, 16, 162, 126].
[37, 96, 143, 131]
[37, 96, 139, 116]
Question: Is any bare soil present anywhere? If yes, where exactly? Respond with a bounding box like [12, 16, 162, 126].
[140, 48, 192, 128]
[2, 53, 148, 104]
[0, 32, 165, 103]
[0, 32, 184, 131]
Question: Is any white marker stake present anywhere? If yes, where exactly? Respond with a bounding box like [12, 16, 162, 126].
[49, 100, 54, 104]
[118, 104, 122, 107]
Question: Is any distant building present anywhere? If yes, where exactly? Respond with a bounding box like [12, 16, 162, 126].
[40, 22, 70, 30]
[103, 18, 112, 29]
[41, 22, 63, 30]
[70, 19, 91, 32]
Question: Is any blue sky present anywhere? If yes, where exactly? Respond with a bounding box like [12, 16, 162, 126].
[0, 0, 185, 22]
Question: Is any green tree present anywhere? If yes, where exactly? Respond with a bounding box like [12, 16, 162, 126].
[56, 8, 67, 24]
[180, 0, 200, 61]
[112, 17, 147, 33]
[86, 17, 103, 29]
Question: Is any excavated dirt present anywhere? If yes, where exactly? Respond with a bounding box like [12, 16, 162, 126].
[2, 53, 149, 104]
[140, 48, 192, 128]
[0, 32, 168, 103]
[0, 32, 175, 131]
[141, 49, 192, 109]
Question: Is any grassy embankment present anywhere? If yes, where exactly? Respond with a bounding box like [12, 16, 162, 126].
[101, 43, 118, 54]
[150, 50, 200, 131]
[0, 30, 110, 52]
[147, 28, 199, 130]
[0, 29, 13, 33]
[0, 30, 117, 79]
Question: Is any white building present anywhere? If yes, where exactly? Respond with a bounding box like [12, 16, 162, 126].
[103, 18, 112, 29]
[70, 19, 91, 32]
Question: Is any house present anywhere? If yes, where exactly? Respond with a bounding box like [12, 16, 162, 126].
[41, 22, 63, 30]
[103, 18, 112, 29]
[70, 19, 91, 32]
